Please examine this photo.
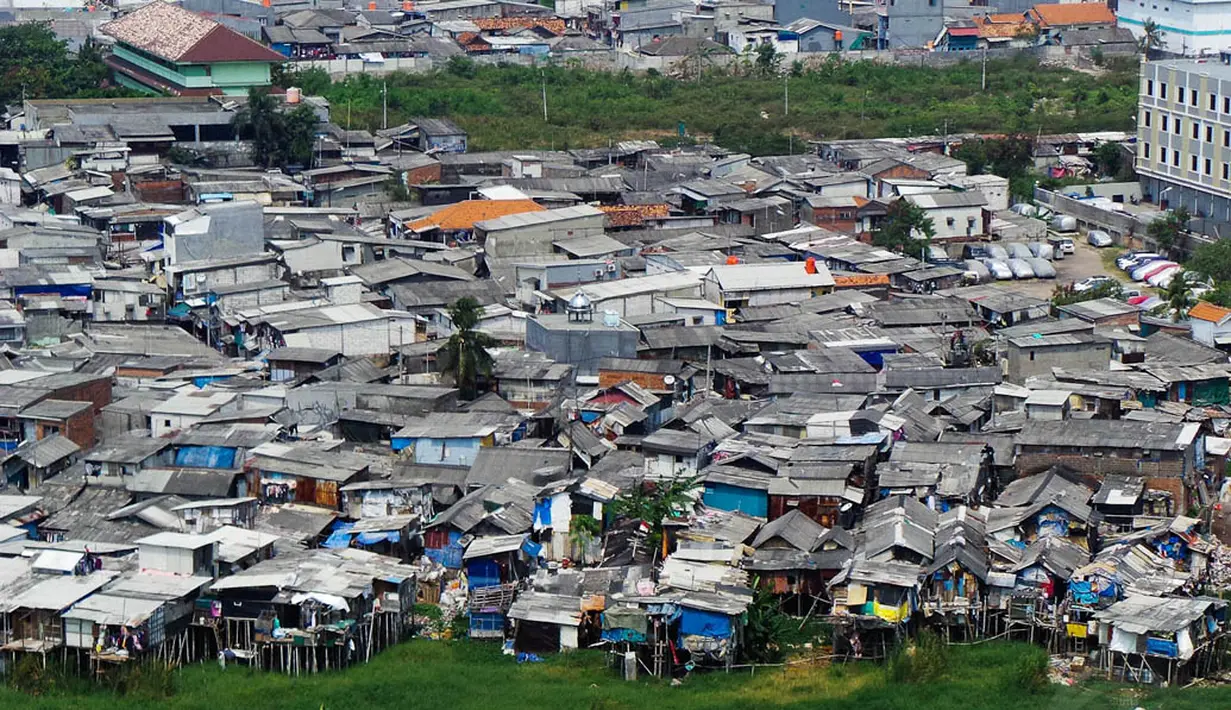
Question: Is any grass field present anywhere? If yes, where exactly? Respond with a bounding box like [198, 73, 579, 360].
[3, 640, 1230, 710]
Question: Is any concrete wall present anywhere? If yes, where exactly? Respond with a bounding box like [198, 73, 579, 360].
[1006, 340, 1112, 384]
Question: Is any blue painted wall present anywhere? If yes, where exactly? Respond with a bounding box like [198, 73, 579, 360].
[702, 482, 768, 518]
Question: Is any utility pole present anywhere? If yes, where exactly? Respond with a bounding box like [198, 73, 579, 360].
[981, 48, 987, 92]
[382, 81, 388, 130]
[541, 71, 548, 122]
[784, 75, 789, 116]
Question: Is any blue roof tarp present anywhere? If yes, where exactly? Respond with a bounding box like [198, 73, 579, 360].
[678, 608, 734, 639]
[323, 521, 356, 549]
[175, 446, 237, 469]
[357, 531, 401, 545]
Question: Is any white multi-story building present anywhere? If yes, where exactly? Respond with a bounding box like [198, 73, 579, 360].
[1136, 56, 1231, 223]
[1119, 0, 1231, 56]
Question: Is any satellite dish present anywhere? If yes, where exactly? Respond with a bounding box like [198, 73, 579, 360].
[663, 374, 676, 386]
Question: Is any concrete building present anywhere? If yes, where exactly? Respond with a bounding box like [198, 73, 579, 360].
[1117, 0, 1231, 55]
[905, 191, 988, 238]
[525, 314, 640, 377]
[475, 205, 606, 259]
[100, 1, 285, 96]
[878, 0, 945, 49]
[702, 262, 835, 310]
[1005, 330, 1113, 384]
[1136, 57, 1231, 224]
[1188, 301, 1231, 347]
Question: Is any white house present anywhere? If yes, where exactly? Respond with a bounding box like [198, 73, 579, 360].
[137, 532, 217, 576]
[1188, 301, 1231, 348]
[149, 389, 239, 437]
[1118, 0, 1231, 56]
[905, 191, 987, 239]
[702, 261, 835, 310]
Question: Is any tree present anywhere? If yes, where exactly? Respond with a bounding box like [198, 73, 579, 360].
[1051, 280, 1122, 307]
[438, 296, 496, 400]
[0, 24, 117, 104]
[873, 199, 935, 260]
[1148, 206, 1191, 259]
[1164, 271, 1195, 320]
[753, 43, 781, 77]
[1188, 239, 1231, 283]
[742, 585, 795, 664]
[1092, 141, 1123, 178]
[1205, 282, 1231, 308]
[1139, 19, 1165, 58]
[610, 474, 699, 557]
[232, 87, 320, 169]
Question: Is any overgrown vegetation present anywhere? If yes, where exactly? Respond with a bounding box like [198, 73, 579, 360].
[0, 24, 131, 105]
[232, 87, 319, 170]
[281, 54, 1137, 154]
[887, 630, 950, 684]
[873, 199, 935, 260]
[439, 296, 497, 400]
[1148, 206, 1191, 260]
[611, 475, 699, 551]
[1050, 280, 1122, 307]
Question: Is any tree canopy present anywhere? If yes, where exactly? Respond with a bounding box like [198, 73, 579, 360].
[1147, 207, 1190, 260]
[0, 25, 118, 105]
[232, 88, 320, 170]
[438, 297, 497, 401]
[873, 199, 935, 260]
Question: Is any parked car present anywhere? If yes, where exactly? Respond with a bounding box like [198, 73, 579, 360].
[1147, 266, 1184, 289]
[1010, 203, 1039, 217]
[926, 245, 949, 262]
[1026, 257, 1056, 278]
[983, 259, 1013, 280]
[1050, 215, 1078, 233]
[1132, 260, 1177, 282]
[986, 244, 1010, 260]
[1117, 251, 1157, 270]
[1087, 230, 1113, 248]
[1047, 234, 1075, 256]
[1006, 242, 1033, 259]
[1073, 275, 1116, 293]
[964, 259, 991, 283]
[1121, 253, 1163, 272]
[963, 244, 991, 260]
[1027, 242, 1054, 260]
[1006, 258, 1036, 279]
[1127, 294, 1155, 306]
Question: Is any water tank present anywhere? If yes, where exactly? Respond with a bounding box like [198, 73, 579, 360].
[726, 255, 739, 265]
[805, 256, 817, 274]
[286, 87, 302, 104]
[602, 310, 620, 327]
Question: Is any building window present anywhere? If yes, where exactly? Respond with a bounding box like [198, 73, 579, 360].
[1177, 86, 1184, 102]
[1174, 118, 1182, 135]
[1225, 130, 1230, 148]
[163, 420, 172, 428]
[1147, 79, 1155, 96]
[1193, 122, 1201, 140]
[1208, 125, 1214, 142]
[1162, 114, 1169, 131]
[1029, 352, 1035, 361]
[1225, 96, 1230, 113]
[1191, 154, 1199, 171]
[1211, 93, 1219, 111]
[1173, 150, 1181, 167]
[1192, 88, 1199, 106]
[1224, 163, 1229, 180]
[1161, 82, 1168, 99]
[1161, 145, 1168, 162]
[1145, 110, 1152, 127]
[1143, 142, 1151, 160]
[1205, 158, 1212, 175]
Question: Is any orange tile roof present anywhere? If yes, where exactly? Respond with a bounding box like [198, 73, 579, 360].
[473, 17, 567, 36]
[1028, 2, 1116, 27]
[1188, 301, 1231, 323]
[407, 199, 544, 232]
[833, 274, 890, 288]
[599, 204, 670, 227]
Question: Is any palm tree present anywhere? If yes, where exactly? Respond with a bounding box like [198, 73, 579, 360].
[438, 297, 496, 400]
[1164, 271, 1195, 320]
[1138, 19, 1165, 59]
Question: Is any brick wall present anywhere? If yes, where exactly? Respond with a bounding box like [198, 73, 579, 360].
[49, 377, 113, 415]
[1016, 451, 1187, 480]
[598, 370, 666, 391]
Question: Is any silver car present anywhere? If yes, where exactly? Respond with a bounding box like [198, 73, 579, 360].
[1026, 257, 1056, 278]
[983, 259, 1013, 280]
[1006, 258, 1036, 279]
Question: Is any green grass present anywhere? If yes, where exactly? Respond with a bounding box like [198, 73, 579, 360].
[289, 55, 1140, 155]
[3, 640, 1228, 710]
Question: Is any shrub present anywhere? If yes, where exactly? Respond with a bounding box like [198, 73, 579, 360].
[887, 630, 949, 684]
[1007, 648, 1049, 695]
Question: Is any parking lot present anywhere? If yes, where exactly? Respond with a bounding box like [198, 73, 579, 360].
[977, 237, 1122, 300]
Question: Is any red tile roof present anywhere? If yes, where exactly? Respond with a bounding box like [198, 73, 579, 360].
[599, 204, 670, 227]
[473, 17, 567, 36]
[101, 1, 284, 64]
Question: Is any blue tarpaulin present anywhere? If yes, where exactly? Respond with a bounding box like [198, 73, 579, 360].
[175, 446, 237, 469]
[533, 499, 552, 528]
[323, 522, 356, 549]
[357, 531, 401, 545]
[678, 608, 733, 639]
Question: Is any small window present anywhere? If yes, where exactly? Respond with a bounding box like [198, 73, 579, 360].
[1160, 145, 1168, 162]
[1223, 163, 1229, 180]
[1173, 150, 1181, 167]
[1174, 118, 1182, 135]
[1207, 125, 1214, 142]
[163, 419, 172, 428]
[1144, 142, 1151, 159]
[1162, 114, 1170, 131]
[1211, 94, 1218, 110]
[1205, 158, 1212, 175]
[1144, 110, 1152, 127]
[946, 217, 955, 227]
[1147, 79, 1155, 96]
[1161, 82, 1168, 99]
[1191, 88, 1199, 106]
[1177, 86, 1185, 102]
[1225, 96, 1230, 113]
[1193, 122, 1201, 140]
[1191, 154, 1199, 171]
[1029, 352, 1035, 361]
[1225, 130, 1230, 148]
